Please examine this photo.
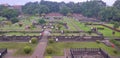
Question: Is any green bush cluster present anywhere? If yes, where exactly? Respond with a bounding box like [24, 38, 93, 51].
[24, 46, 32, 54]
[49, 39, 54, 44]
[31, 37, 38, 44]
[96, 40, 100, 44]
[46, 46, 55, 54]
[110, 39, 120, 46]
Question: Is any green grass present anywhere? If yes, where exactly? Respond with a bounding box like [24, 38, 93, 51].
[63, 18, 77, 31]
[45, 42, 120, 56]
[89, 25, 120, 37]
[68, 18, 90, 31]
[0, 42, 37, 56]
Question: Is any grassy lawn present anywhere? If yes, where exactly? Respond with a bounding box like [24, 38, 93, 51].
[69, 18, 90, 31]
[63, 18, 77, 31]
[45, 42, 120, 56]
[89, 25, 120, 37]
[0, 42, 37, 56]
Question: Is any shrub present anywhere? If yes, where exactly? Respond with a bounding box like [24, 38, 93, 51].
[10, 17, 19, 23]
[113, 50, 118, 54]
[110, 39, 120, 46]
[87, 31, 92, 35]
[49, 39, 54, 44]
[46, 46, 54, 54]
[24, 46, 32, 54]
[31, 37, 38, 44]
[110, 39, 116, 43]
[19, 23, 23, 27]
[38, 19, 46, 24]
[97, 27, 104, 30]
[96, 40, 100, 44]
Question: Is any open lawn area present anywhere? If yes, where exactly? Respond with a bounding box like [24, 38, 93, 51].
[68, 18, 91, 31]
[89, 25, 120, 38]
[45, 42, 120, 56]
[0, 42, 37, 56]
[63, 18, 77, 31]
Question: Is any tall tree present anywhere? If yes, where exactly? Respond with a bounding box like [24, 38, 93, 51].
[60, 6, 72, 15]
[1, 8, 19, 19]
[99, 7, 120, 22]
[22, 2, 39, 15]
[79, 0, 106, 18]
[40, 0, 60, 12]
[38, 5, 49, 14]
[114, 0, 120, 10]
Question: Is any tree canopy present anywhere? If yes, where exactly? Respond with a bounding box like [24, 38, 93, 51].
[1, 0, 120, 22]
[99, 7, 120, 22]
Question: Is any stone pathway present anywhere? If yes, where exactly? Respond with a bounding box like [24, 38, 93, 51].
[31, 35, 48, 58]
[53, 56, 65, 58]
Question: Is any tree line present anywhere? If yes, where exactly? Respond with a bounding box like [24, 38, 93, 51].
[0, 0, 120, 22]
[22, 0, 120, 22]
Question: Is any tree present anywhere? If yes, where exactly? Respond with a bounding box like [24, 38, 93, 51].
[114, 0, 120, 10]
[79, 0, 106, 18]
[22, 2, 39, 15]
[99, 7, 120, 22]
[113, 22, 119, 29]
[38, 5, 49, 14]
[1, 8, 19, 19]
[38, 19, 46, 24]
[40, 0, 60, 12]
[0, 5, 7, 16]
[60, 6, 72, 15]
[10, 17, 19, 23]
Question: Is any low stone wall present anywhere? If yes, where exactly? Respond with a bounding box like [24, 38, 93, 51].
[48, 36, 104, 41]
[0, 35, 42, 42]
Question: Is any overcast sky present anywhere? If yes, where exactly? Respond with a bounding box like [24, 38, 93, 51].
[0, 0, 116, 6]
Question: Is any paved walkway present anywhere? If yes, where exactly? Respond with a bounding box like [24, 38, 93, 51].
[31, 35, 48, 58]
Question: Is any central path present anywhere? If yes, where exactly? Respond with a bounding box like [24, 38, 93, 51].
[31, 35, 48, 58]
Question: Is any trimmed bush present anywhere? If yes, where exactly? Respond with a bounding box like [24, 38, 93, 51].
[113, 50, 118, 54]
[24, 46, 32, 54]
[96, 40, 100, 44]
[49, 39, 54, 44]
[31, 37, 38, 44]
[97, 27, 104, 30]
[46, 46, 54, 54]
[87, 31, 92, 35]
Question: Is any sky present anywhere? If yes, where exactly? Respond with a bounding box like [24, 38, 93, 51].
[0, 0, 116, 6]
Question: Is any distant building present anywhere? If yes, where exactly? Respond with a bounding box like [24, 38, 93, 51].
[0, 4, 23, 14]
[45, 12, 63, 20]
